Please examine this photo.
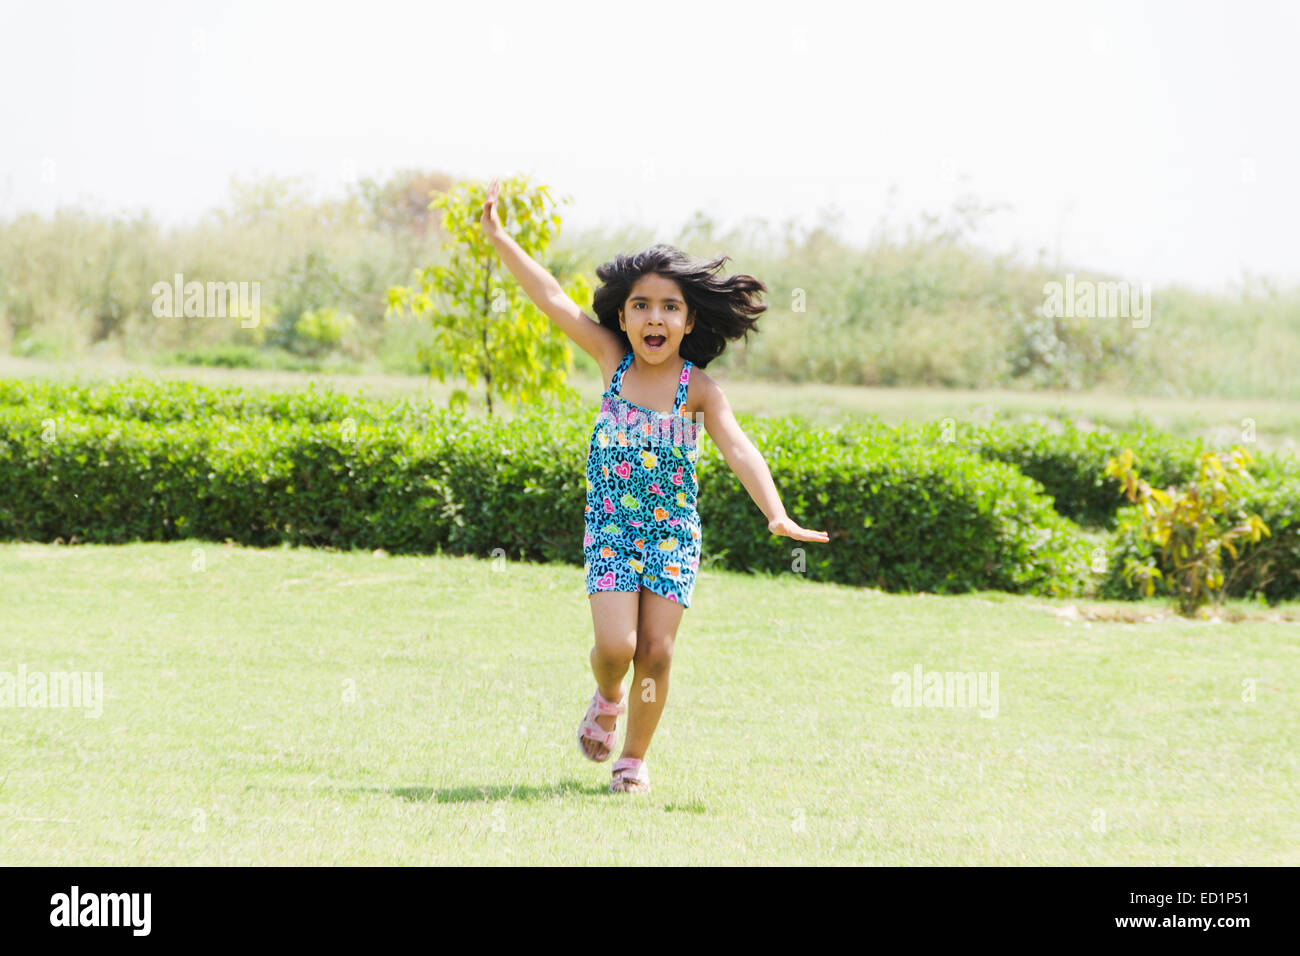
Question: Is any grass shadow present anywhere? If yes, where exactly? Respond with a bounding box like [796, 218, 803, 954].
[338, 779, 607, 803]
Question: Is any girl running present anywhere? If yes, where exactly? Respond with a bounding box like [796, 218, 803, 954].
[480, 178, 829, 793]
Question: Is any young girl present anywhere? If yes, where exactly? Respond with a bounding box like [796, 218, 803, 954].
[480, 179, 829, 794]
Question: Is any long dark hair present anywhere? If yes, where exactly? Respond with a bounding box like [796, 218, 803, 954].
[590, 244, 767, 367]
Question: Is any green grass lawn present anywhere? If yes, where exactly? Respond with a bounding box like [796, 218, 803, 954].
[1, 540, 1297, 865]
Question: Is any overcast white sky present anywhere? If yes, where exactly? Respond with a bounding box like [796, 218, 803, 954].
[1, 0, 1296, 292]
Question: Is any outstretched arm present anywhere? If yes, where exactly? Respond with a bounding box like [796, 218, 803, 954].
[699, 376, 830, 543]
[480, 178, 621, 367]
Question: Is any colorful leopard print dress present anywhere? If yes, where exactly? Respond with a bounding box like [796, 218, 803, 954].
[583, 349, 701, 607]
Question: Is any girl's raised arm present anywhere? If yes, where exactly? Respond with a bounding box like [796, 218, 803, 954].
[480, 178, 623, 369]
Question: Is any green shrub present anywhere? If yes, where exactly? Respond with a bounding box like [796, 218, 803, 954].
[293, 307, 357, 356]
[0, 375, 433, 426]
[699, 414, 1092, 596]
[1098, 472, 1300, 605]
[1103, 447, 1270, 615]
[1225, 477, 1300, 603]
[166, 345, 275, 369]
[11, 330, 72, 360]
[0, 378, 1095, 596]
[892, 414, 1299, 531]
[939, 417, 1207, 528]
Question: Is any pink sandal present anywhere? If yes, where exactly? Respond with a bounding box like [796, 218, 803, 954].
[610, 757, 650, 794]
[577, 685, 626, 763]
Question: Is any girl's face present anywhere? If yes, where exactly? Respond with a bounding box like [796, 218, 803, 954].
[619, 273, 694, 365]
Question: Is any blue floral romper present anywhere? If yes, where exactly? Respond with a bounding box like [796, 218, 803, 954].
[584, 349, 702, 607]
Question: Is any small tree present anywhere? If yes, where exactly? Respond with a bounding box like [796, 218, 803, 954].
[387, 175, 588, 415]
[1104, 446, 1270, 616]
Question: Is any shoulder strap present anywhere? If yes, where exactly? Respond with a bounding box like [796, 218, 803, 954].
[674, 360, 692, 413]
[609, 350, 634, 396]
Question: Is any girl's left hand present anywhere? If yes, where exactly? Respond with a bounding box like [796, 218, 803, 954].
[481, 178, 504, 238]
[768, 515, 830, 542]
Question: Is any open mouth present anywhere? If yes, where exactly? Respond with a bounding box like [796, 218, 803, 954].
[644, 334, 666, 351]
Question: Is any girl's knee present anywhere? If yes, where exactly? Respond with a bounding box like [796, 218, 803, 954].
[592, 632, 636, 666]
[634, 633, 675, 671]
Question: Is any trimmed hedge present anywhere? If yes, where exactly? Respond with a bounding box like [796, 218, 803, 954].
[0, 405, 573, 558]
[0, 375, 434, 427]
[4, 375, 1295, 600]
[695, 414, 1091, 596]
[0, 385, 1092, 597]
[889, 417, 1243, 528]
[13, 376, 1295, 528]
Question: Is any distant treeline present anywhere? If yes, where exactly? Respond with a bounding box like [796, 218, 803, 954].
[2, 172, 1297, 398]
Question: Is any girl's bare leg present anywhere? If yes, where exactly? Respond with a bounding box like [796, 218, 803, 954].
[583, 590, 639, 760]
[620, 588, 684, 762]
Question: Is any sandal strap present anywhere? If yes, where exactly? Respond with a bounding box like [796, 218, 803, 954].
[610, 757, 649, 790]
[592, 687, 626, 716]
[579, 719, 617, 746]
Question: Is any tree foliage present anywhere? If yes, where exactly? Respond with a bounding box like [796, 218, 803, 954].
[387, 175, 588, 415]
[1105, 446, 1270, 615]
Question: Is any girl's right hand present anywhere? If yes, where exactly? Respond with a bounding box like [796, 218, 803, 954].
[481, 178, 504, 237]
